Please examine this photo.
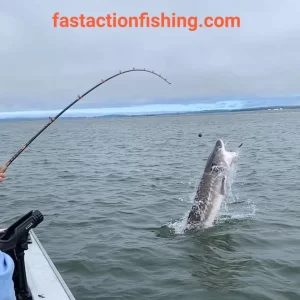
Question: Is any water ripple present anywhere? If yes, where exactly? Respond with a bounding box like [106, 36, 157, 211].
[0, 111, 300, 300]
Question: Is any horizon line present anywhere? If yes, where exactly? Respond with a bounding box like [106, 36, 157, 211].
[0, 104, 298, 121]
[1, 95, 300, 119]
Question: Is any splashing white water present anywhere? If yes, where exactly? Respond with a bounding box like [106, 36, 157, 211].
[166, 151, 256, 234]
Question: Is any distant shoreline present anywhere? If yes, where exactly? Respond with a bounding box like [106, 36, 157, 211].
[0, 105, 299, 121]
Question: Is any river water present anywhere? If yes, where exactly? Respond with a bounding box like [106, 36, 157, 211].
[1, 110, 299, 300]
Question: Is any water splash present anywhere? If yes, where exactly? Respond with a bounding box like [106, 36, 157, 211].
[217, 161, 256, 223]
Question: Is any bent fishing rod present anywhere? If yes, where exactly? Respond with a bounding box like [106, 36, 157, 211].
[0, 68, 171, 173]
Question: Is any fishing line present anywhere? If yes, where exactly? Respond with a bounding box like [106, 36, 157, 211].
[0, 68, 171, 173]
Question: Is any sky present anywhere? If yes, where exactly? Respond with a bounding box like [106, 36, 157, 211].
[1, 0, 300, 118]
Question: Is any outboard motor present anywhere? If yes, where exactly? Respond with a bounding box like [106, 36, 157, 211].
[0, 210, 44, 300]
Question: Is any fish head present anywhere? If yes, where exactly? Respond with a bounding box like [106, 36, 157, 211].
[204, 139, 237, 173]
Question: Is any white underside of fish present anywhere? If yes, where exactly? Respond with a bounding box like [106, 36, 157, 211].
[202, 193, 223, 228]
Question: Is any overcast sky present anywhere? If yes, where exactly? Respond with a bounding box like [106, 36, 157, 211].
[1, 0, 300, 116]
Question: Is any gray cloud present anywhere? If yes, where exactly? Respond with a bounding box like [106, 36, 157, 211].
[1, 0, 300, 112]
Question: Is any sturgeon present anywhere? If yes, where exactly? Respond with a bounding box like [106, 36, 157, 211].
[187, 139, 238, 229]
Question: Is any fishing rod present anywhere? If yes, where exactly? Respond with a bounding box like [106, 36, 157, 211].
[0, 68, 171, 173]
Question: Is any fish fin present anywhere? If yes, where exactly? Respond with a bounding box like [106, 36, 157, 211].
[220, 176, 226, 195]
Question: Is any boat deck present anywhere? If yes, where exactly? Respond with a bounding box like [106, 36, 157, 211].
[25, 230, 76, 300]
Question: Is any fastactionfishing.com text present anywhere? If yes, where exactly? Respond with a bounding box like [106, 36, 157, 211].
[52, 12, 241, 31]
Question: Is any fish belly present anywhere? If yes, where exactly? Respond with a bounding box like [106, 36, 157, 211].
[203, 193, 224, 227]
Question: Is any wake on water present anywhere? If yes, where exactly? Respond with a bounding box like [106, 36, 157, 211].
[165, 150, 256, 235]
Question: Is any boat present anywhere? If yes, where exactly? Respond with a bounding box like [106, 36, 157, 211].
[0, 210, 76, 300]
